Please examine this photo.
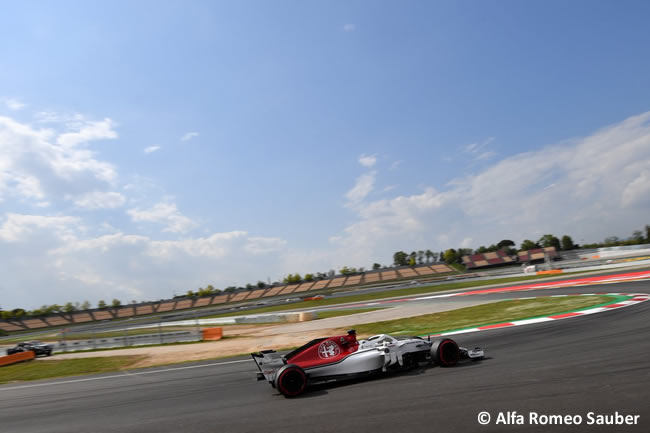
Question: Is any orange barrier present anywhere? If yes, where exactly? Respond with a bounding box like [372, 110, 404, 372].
[0, 350, 36, 367]
[202, 327, 223, 341]
[536, 269, 563, 275]
[591, 255, 601, 259]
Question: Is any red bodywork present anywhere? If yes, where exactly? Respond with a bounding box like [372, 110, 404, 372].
[287, 333, 359, 369]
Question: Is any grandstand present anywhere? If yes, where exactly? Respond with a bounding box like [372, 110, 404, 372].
[0, 262, 456, 331]
[518, 247, 559, 263]
[461, 247, 559, 269]
[462, 250, 515, 269]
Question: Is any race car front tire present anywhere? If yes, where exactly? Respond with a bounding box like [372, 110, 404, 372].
[275, 364, 307, 398]
[430, 338, 460, 367]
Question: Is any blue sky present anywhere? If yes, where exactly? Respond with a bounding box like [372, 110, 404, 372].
[1, 1, 650, 309]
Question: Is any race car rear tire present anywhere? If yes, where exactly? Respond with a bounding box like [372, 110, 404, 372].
[275, 364, 307, 398]
[430, 338, 460, 367]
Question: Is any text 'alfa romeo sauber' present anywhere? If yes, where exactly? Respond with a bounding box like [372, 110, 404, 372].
[252, 329, 484, 397]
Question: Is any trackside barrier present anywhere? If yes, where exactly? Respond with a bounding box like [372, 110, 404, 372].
[202, 327, 223, 341]
[536, 269, 563, 275]
[0, 350, 36, 367]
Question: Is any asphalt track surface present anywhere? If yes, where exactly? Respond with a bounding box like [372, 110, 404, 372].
[1, 280, 649, 433]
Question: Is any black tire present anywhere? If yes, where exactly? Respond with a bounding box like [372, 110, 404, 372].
[430, 338, 460, 367]
[46, 351, 52, 357]
[274, 364, 307, 398]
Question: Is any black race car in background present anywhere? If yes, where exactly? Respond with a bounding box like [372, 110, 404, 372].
[6, 341, 53, 356]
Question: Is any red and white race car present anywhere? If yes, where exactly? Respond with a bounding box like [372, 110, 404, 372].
[252, 329, 484, 397]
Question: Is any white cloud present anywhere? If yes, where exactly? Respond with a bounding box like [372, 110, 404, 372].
[323, 112, 650, 271]
[464, 137, 496, 161]
[345, 171, 376, 204]
[71, 191, 126, 209]
[358, 154, 377, 167]
[245, 237, 287, 255]
[343, 24, 356, 32]
[144, 145, 161, 154]
[56, 118, 117, 148]
[0, 115, 119, 205]
[0, 213, 79, 242]
[3, 98, 26, 111]
[127, 200, 196, 233]
[390, 160, 402, 170]
[180, 132, 199, 142]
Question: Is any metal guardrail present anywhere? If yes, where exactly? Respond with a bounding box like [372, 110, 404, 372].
[55, 330, 202, 352]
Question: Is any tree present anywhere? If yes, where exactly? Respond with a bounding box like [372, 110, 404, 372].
[538, 234, 560, 249]
[97, 300, 107, 309]
[497, 239, 515, 249]
[425, 250, 433, 263]
[81, 301, 91, 310]
[224, 286, 236, 293]
[475, 246, 488, 254]
[340, 266, 352, 275]
[245, 283, 254, 290]
[408, 256, 416, 266]
[63, 302, 76, 313]
[631, 230, 644, 243]
[393, 251, 408, 266]
[11, 308, 26, 318]
[186, 290, 195, 297]
[257, 281, 267, 289]
[604, 236, 620, 246]
[417, 250, 425, 264]
[372, 263, 381, 270]
[520, 239, 539, 251]
[560, 235, 575, 250]
[443, 249, 458, 264]
[646, 225, 650, 243]
[304, 274, 314, 282]
[111, 299, 121, 308]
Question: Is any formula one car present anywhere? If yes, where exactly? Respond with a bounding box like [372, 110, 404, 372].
[252, 330, 484, 397]
[6, 341, 54, 356]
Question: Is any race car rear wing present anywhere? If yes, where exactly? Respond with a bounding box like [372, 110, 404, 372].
[251, 350, 286, 382]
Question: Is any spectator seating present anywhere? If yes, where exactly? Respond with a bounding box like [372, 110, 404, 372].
[22, 319, 48, 329]
[462, 251, 514, 269]
[364, 272, 381, 282]
[43, 316, 70, 326]
[397, 268, 418, 278]
[311, 279, 331, 290]
[0, 322, 25, 332]
[380, 270, 398, 281]
[116, 306, 135, 317]
[327, 276, 347, 288]
[294, 282, 315, 293]
[344, 275, 363, 286]
[72, 312, 93, 323]
[518, 247, 559, 263]
[211, 294, 229, 304]
[431, 264, 453, 273]
[261, 286, 285, 297]
[246, 289, 266, 300]
[192, 297, 212, 307]
[414, 266, 434, 275]
[157, 301, 176, 311]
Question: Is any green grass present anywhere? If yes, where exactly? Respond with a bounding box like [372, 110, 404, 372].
[199, 273, 589, 319]
[353, 295, 616, 337]
[0, 356, 144, 384]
